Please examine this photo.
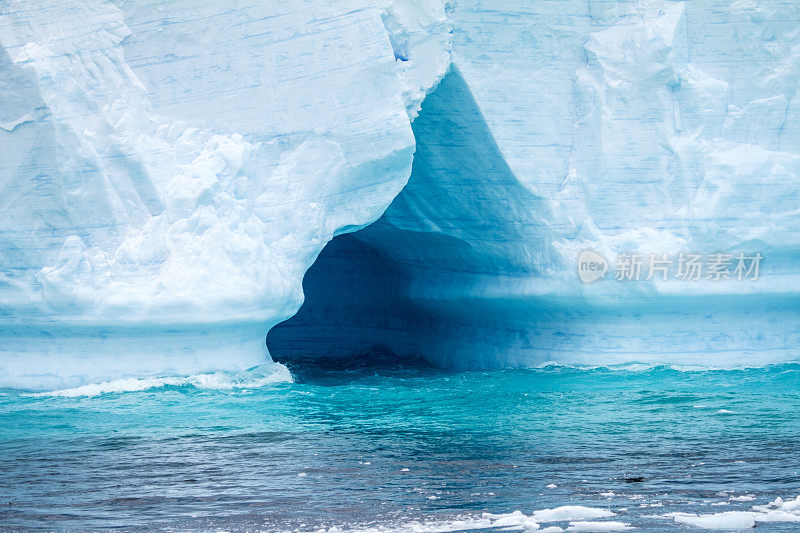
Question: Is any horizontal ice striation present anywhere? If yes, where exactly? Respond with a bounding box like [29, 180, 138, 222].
[0, 0, 452, 389]
[270, 0, 800, 369]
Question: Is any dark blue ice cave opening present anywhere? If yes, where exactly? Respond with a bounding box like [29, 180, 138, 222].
[267, 67, 552, 371]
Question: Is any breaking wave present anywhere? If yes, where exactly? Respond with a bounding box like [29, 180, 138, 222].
[33, 363, 292, 398]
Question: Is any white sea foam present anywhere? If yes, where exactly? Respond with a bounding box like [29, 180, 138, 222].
[33, 363, 292, 397]
[529, 362, 765, 374]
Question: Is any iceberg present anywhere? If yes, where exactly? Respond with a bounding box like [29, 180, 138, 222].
[2, 0, 800, 387]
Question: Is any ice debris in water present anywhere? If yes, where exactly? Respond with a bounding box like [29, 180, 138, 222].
[665, 494, 800, 529]
[314, 506, 626, 532]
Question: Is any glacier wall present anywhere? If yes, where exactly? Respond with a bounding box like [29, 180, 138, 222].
[269, 0, 800, 369]
[0, 0, 450, 388]
[3, 0, 800, 386]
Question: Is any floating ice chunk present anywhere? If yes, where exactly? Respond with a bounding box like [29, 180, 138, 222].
[566, 522, 632, 532]
[664, 496, 800, 530]
[531, 507, 616, 523]
[751, 495, 800, 522]
[667, 512, 755, 530]
[485, 510, 540, 530]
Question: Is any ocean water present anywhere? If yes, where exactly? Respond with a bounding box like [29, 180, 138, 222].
[2, 358, 800, 532]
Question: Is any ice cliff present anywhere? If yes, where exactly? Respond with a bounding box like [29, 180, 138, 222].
[0, 0, 450, 388]
[2, 0, 800, 388]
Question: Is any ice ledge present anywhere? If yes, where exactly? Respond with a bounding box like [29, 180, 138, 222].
[0, 323, 271, 390]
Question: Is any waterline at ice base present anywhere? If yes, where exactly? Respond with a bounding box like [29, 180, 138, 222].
[2, 0, 800, 389]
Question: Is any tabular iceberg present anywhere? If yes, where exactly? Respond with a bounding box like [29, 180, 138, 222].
[2, 0, 800, 388]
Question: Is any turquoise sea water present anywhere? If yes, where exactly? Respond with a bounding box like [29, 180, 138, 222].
[2, 359, 800, 531]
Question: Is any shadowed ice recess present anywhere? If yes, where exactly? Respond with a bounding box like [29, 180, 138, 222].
[268, 68, 800, 370]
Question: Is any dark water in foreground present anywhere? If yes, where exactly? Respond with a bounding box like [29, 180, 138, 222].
[2, 360, 800, 531]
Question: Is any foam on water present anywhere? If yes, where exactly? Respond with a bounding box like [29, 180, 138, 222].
[32, 363, 292, 398]
[25, 360, 798, 397]
[541, 362, 799, 373]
